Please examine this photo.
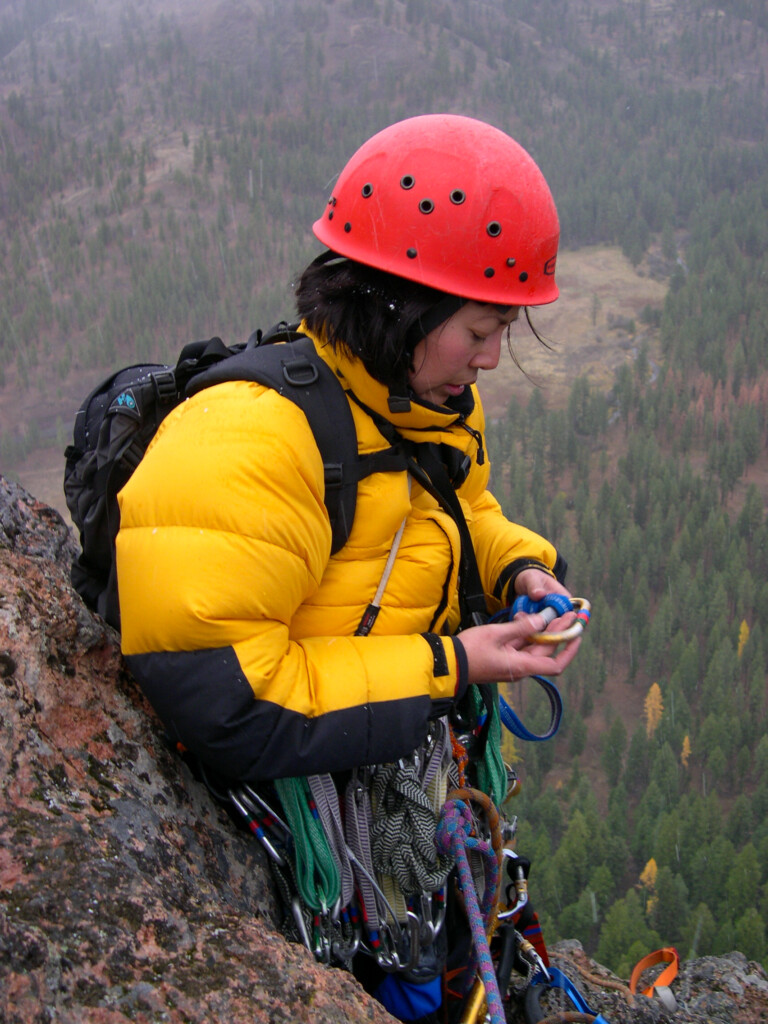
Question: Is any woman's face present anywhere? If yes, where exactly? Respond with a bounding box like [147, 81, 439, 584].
[408, 302, 520, 407]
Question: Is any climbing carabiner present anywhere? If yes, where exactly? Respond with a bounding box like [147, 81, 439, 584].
[330, 906, 362, 962]
[375, 912, 421, 974]
[524, 967, 612, 1023]
[497, 850, 529, 922]
[510, 594, 591, 645]
[229, 789, 286, 866]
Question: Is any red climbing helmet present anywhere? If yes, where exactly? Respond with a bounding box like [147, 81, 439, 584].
[313, 114, 560, 306]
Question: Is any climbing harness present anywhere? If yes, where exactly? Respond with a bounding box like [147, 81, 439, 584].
[221, 689, 618, 1024]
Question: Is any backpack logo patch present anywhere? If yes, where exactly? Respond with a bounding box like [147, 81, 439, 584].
[110, 388, 140, 420]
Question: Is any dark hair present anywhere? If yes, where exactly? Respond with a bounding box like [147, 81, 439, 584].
[295, 250, 551, 391]
[294, 251, 455, 391]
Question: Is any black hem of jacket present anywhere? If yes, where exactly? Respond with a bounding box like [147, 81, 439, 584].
[127, 646, 443, 782]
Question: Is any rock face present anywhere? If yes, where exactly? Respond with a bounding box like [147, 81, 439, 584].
[1, 474, 767, 1024]
[0, 476, 394, 1024]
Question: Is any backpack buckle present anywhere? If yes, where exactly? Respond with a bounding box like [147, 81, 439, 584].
[151, 369, 178, 404]
[323, 462, 343, 490]
[282, 356, 319, 387]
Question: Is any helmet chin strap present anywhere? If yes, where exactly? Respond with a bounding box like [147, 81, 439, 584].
[310, 251, 514, 413]
[390, 297, 466, 414]
[391, 300, 466, 414]
[311, 248, 347, 269]
[387, 389, 413, 414]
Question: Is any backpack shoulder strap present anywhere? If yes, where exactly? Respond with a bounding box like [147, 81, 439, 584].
[404, 441, 489, 629]
[186, 336, 361, 554]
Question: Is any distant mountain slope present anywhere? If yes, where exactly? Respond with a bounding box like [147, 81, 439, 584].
[1, 0, 765, 484]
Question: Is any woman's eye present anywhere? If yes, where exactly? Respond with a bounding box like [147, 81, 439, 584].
[471, 332, 486, 343]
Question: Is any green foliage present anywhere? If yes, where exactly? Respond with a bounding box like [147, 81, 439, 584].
[596, 889, 662, 975]
[495, 275, 768, 960]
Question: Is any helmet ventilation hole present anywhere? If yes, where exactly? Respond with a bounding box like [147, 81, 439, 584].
[484, 267, 495, 278]
[519, 271, 529, 282]
[344, 222, 352, 233]
[487, 221, 502, 237]
[506, 258, 516, 268]
[400, 175, 415, 190]
[361, 183, 374, 198]
[419, 198, 435, 215]
[406, 248, 418, 259]
[450, 189, 466, 205]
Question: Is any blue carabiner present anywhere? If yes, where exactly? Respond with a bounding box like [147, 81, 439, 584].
[525, 967, 612, 1023]
[505, 593, 590, 644]
[511, 593, 574, 618]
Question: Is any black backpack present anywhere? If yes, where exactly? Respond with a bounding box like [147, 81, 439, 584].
[64, 324, 373, 630]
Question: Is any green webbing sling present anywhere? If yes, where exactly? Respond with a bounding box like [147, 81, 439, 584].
[473, 682, 506, 808]
[273, 776, 340, 913]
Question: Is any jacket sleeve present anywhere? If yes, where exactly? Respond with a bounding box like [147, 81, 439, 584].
[116, 381, 464, 781]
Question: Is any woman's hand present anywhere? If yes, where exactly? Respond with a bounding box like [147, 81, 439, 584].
[458, 609, 581, 686]
[514, 567, 572, 603]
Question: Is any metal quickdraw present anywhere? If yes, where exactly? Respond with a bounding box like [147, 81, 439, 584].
[229, 783, 292, 866]
[495, 850, 551, 1001]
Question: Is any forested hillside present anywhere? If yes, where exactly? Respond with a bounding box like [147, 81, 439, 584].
[1, 0, 767, 977]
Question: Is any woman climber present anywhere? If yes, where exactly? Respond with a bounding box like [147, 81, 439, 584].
[115, 113, 583, 1023]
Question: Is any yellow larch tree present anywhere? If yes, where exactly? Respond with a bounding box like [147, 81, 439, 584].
[644, 682, 664, 738]
[639, 858, 658, 891]
[738, 620, 750, 659]
[681, 735, 692, 768]
[639, 858, 658, 914]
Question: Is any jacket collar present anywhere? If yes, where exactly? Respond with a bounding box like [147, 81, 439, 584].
[301, 323, 477, 444]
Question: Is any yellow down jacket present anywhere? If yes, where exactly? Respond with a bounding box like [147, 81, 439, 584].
[116, 328, 562, 780]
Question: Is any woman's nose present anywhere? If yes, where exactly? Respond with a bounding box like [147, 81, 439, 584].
[472, 330, 502, 370]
